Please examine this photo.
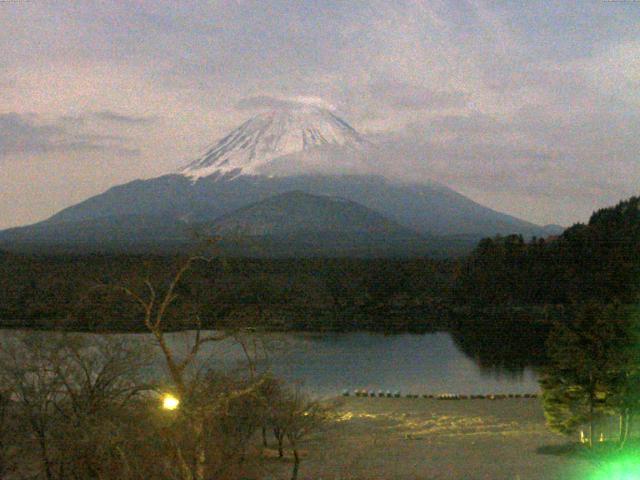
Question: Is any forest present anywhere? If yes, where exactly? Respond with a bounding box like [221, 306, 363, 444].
[456, 196, 640, 306]
[2, 197, 638, 333]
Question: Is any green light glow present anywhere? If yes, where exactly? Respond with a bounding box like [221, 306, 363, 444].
[588, 453, 640, 480]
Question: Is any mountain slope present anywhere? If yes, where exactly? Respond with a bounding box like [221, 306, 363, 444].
[0, 106, 561, 255]
[0, 190, 433, 257]
[0, 214, 193, 250]
[208, 191, 431, 257]
[34, 173, 548, 237]
[212, 190, 418, 236]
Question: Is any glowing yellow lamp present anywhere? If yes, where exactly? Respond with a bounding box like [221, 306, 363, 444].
[162, 393, 180, 411]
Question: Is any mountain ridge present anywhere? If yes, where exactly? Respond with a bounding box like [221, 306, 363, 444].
[0, 106, 563, 256]
[35, 172, 552, 237]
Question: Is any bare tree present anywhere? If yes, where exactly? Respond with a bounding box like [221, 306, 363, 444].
[233, 327, 290, 449]
[100, 248, 274, 480]
[104, 255, 228, 395]
[87, 245, 331, 480]
[1, 242, 334, 480]
[0, 333, 65, 479]
[52, 335, 153, 479]
[88, 248, 222, 479]
[270, 385, 333, 480]
[0, 386, 13, 478]
[0, 332, 153, 480]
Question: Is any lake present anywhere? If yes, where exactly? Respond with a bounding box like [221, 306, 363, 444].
[0, 330, 540, 397]
[117, 330, 541, 396]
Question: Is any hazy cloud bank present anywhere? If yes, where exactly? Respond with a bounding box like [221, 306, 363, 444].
[0, 113, 139, 158]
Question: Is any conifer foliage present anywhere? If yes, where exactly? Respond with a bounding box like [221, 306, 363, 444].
[540, 303, 640, 447]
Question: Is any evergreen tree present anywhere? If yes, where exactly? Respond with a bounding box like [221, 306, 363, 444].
[604, 305, 640, 448]
[540, 303, 634, 447]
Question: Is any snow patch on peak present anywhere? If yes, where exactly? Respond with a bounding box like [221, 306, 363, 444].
[179, 107, 367, 180]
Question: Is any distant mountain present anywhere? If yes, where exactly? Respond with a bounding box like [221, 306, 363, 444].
[0, 191, 434, 257]
[0, 105, 559, 256]
[541, 224, 565, 236]
[206, 191, 434, 257]
[211, 190, 412, 236]
[0, 214, 193, 251]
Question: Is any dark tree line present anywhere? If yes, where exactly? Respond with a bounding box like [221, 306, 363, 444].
[0, 255, 456, 332]
[455, 196, 640, 307]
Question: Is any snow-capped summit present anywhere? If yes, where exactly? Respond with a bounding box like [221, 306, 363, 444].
[0, 103, 559, 253]
[180, 106, 367, 179]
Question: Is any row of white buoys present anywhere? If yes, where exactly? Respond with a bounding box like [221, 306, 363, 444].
[343, 390, 538, 399]
[350, 390, 402, 398]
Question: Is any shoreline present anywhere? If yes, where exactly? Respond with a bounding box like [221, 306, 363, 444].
[271, 397, 593, 480]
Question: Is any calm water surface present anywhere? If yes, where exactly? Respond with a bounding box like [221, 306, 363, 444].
[153, 331, 539, 396]
[3, 330, 540, 396]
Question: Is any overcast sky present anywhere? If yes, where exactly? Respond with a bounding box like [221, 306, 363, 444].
[1, 0, 639, 229]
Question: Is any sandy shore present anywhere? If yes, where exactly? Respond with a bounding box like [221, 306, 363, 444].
[264, 397, 593, 480]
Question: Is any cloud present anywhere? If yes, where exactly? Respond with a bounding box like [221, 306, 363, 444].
[390, 89, 468, 110]
[576, 40, 640, 107]
[92, 110, 156, 125]
[371, 82, 469, 111]
[372, 106, 640, 222]
[58, 115, 87, 127]
[236, 95, 336, 111]
[0, 113, 138, 158]
[410, 113, 509, 137]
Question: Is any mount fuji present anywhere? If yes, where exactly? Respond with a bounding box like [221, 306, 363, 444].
[0, 106, 562, 256]
[181, 107, 368, 179]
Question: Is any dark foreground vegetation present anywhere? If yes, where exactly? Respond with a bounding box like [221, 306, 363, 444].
[457, 196, 640, 307]
[0, 330, 334, 480]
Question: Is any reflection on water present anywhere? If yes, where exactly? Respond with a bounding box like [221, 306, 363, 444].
[0, 330, 540, 396]
[237, 332, 541, 396]
[449, 319, 549, 376]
